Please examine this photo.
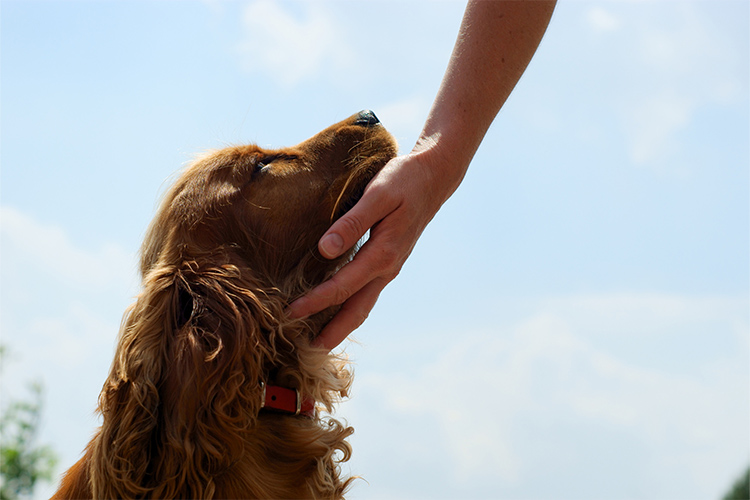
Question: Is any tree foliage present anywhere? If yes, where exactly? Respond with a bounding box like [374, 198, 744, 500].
[0, 346, 57, 500]
[723, 466, 750, 500]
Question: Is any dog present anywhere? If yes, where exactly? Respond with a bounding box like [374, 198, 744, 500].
[51, 110, 397, 499]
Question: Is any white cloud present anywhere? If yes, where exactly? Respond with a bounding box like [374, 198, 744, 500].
[587, 6, 620, 33]
[0, 206, 138, 499]
[539, 292, 749, 341]
[0, 206, 136, 292]
[237, 0, 355, 87]
[0, 205, 136, 388]
[621, 3, 746, 167]
[347, 292, 749, 498]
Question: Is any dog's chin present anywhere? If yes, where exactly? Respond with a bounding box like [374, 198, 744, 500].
[334, 156, 394, 220]
[336, 185, 367, 220]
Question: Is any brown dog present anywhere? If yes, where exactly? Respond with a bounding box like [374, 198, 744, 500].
[52, 111, 397, 499]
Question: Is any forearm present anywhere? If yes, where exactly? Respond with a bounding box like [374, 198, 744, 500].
[415, 0, 556, 197]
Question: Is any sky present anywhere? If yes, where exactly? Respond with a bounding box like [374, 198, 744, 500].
[1, 1, 748, 499]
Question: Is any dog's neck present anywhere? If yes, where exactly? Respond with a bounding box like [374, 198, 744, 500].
[260, 383, 315, 418]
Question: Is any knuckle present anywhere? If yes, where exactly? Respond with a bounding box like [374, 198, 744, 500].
[371, 183, 399, 208]
[365, 178, 388, 197]
[355, 311, 369, 328]
[373, 245, 401, 272]
[338, 214, 367, 241]
[308, 280, 350, 309]
[342, 301, 371, 330]
[366, 178, 400, 207]
[332, 284, 354, 305]
[382, 253, 403, 281]
[383, 267, 401, 282]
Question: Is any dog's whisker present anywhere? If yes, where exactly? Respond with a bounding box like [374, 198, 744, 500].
[330, 172, 357, 222]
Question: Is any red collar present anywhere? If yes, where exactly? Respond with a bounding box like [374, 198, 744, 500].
[260, 383, 315, 418]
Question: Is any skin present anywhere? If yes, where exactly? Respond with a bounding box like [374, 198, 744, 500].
[289, 0, 558, 350]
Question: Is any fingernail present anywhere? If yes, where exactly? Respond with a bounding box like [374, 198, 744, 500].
[320, 233, 344, 258]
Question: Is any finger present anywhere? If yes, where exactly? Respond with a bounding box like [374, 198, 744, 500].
[287, 276, 350, 320]
[313, 278, 388, 351]
[288, 232, 399, 319]
[319, 178, 398, 259]
[287, 250, 379, 319]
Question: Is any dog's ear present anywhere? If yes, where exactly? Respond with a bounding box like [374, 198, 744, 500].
[90, 266, 182, 499]
[159, 264, 292, 497]
[91, 262, 286, 498]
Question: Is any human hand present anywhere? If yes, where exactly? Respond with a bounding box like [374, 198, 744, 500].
[288, 148, 459, 351]
[289, 0, 557, 351]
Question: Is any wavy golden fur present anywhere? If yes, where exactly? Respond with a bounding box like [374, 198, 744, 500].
[52, 111, 397, 499]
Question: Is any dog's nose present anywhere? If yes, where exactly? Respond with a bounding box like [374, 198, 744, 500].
[354, 110, 381, 127]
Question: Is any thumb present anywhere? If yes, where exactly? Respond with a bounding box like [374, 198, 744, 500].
[319, 182, 393, 260]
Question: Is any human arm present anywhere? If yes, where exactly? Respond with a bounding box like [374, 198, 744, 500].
[289, 0, 557, 350]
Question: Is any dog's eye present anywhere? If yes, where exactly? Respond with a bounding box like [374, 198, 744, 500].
[255, 158, 274, 173]
[253, 154, 296, 176]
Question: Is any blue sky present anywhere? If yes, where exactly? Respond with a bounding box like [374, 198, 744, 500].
[1, 1, 748, 499]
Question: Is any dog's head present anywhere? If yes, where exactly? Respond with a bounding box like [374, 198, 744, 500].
[141, 110, 397, 291]
[92, 112, 396, 498]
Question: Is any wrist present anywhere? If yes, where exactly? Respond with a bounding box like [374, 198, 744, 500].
[408, 131, 469, 203]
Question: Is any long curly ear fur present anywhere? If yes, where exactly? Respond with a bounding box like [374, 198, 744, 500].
[90, 265, 176, 499]
[90, 258, 354, 499]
